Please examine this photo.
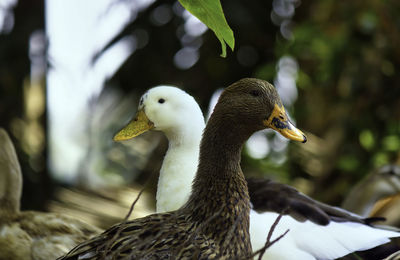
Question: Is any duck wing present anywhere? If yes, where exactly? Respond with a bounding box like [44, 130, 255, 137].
[246, 177, 380, 226]
[59, 212, 220, 260]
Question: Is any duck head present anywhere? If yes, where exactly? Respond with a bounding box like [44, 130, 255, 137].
[113, 86, 205, 141]
[210, 78, 307, 143]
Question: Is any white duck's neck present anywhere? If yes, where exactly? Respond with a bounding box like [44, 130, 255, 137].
[156, 127, 202, 213]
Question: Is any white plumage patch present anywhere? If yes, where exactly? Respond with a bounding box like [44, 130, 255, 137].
[250, 210, 400, 260]
[138, 86, 205, 213]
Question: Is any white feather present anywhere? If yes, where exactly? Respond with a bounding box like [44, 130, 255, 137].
[139, 86, 204, 212]
[250, 210, 399, 260]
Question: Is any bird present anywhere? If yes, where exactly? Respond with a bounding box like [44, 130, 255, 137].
[0, 128, 102, 260]
[111, 83, 400, 259]
[115, 86, 205, 213]
[342, 164, 400, 227]
[60, 78, 307, 259]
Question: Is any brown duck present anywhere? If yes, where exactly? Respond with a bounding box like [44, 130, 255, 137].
[60, 78, 306, 259]
[0, 128, 102, 260]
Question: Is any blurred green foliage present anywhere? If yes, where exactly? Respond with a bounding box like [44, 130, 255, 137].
[224, 0, 400, 204]
[280, 0, 400, 203]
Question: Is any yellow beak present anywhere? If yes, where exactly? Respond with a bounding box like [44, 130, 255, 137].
[113, 109, 154, 141]
[263, 104, 307, 143]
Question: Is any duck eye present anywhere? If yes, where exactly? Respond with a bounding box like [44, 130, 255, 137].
[250, 90, 261, 97]
[158, 98, 165, 104]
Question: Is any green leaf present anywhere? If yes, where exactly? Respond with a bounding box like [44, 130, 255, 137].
[359, 129, 374, 151]
[373, 152, 389, 167]
[338, 155, 359, 171]
[383, 135, 400, 151]
[178, 0, 234, 57]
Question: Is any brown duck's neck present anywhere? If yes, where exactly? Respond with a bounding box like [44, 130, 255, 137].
[190, 114, 250, 196]
[0, 134, 22, 218]
[183, 116, 252, 256]
[197, 113, 251, 176]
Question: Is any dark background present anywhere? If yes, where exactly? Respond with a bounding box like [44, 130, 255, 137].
[1, 0, 399, 226]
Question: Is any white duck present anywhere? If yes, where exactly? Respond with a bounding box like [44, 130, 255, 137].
[114, 86, 400, 260]
[0, 128, 102, 260]
[115, 86, 205, 213]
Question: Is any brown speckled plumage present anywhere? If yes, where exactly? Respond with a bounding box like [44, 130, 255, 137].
[61, 78, 287, 260]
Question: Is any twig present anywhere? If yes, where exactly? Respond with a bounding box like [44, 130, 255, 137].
[247, 213, 290, 260]
[99, 167, 158, 259]
[100, 185, 146, 259]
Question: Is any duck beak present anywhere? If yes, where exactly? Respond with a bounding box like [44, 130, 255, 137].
[263, 104, 307, 143]
[113, 109, 154, 141]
